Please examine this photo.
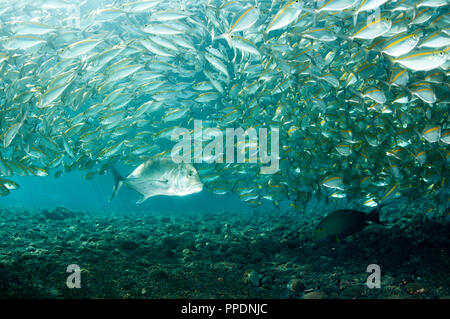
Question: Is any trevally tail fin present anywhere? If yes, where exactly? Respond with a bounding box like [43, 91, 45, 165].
[110, 166, 124, 201]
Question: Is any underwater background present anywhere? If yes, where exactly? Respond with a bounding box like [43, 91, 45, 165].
[0, 0, 449, 298]
[0, 174, 449, 299]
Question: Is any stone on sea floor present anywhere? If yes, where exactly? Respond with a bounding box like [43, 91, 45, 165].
[244, 271, 262, 287]
[405, 282, 428, 295]
[287, 279, 305, 293]
[119, 240, 140, 251]
[147, 269, 170, 281]
[261, 275, 274, 288]
[42, 207, 76, 220]
[304, 291, 327, 299]
[161, 237, 179, 250]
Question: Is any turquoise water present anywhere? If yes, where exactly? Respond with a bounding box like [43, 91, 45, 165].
[0, 173, 252, 213]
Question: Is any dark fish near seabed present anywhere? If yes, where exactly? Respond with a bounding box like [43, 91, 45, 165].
[314, 205, 385, 242]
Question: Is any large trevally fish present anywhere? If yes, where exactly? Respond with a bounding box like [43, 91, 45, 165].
[110, 159, 203, 204]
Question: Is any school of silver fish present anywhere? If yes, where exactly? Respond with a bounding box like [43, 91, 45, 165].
[0, 0, 448, 217]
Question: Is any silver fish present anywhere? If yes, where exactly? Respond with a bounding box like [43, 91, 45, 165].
[110, 159, 203, 204]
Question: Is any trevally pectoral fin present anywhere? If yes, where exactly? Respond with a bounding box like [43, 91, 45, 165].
[136, 196, 148, 205]
[133, 180, 170, 204]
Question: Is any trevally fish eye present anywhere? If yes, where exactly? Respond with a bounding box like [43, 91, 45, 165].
[0, 0, 447, 220]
